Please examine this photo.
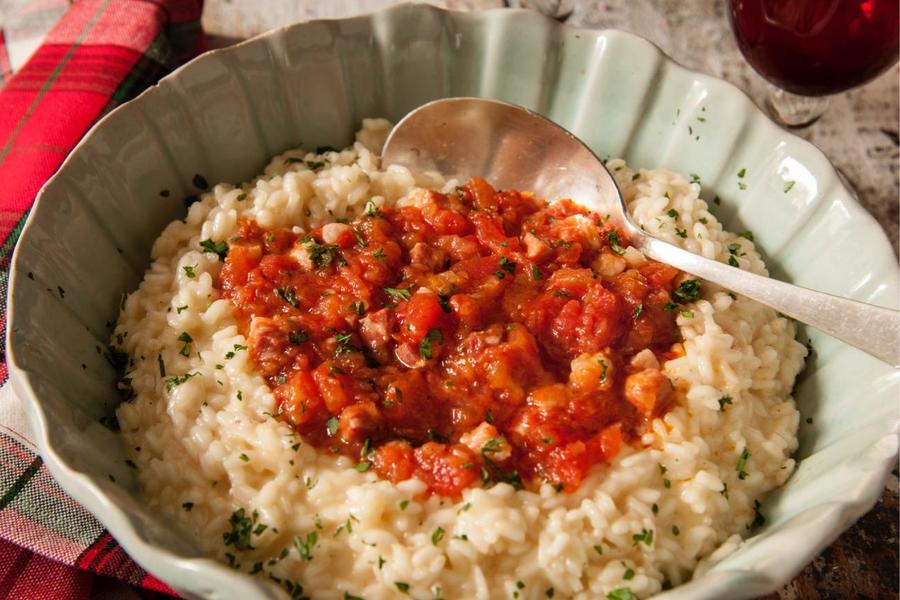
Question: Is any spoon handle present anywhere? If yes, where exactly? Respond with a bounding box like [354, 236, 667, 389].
[639, 236, 900, 368]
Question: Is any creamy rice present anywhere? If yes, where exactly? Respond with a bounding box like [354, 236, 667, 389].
[114, 119, 805, 599]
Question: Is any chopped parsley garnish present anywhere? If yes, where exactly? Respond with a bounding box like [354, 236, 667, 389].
[458, 502, 471, 513]
[689, 173, 701, 184]
[176, 305, 188, 314]
[784, 180, 796, 193]
[737, 168, 747, 178]
[672, 525, 680, 535]
[354, 461, 371, 472]
[182, 502, 194, 511]
[623, 568, 635, 580]
[718, 395, 733, 410]
[157, 354, 166, 377]
[431, 526, 445, 545]
[681, 309, 695, 318]
[395, 582, 410, 593]
[481, 438, 503, 454]
[334, 332, 358, 356]
[419, 328, 443, 360]
[553, 290, 570, 298]
[225, 343, 247, 359]
[293, 531, 318, 561]
[305, 160, 326, 170]
[399, 500, 410, 511]
[666, 208, 679, 218]
[498, 256, 516, 276]
[239, 453, 249, 462]
[632, 529, 653, 546]
[531, 265, 542, 280]
[738, 230, 754, 241]
[673, 279, 701, 303]
[675, 227, 687, 238]
[607, 588, 635, 600]
[165, 372, 196, 392]
[349, 300, 365, 315]
[699, 217, 708, 224]
[384, 286, 412, 300]
[303, 237, 343, 269]
[237, 192, 247, 201]
[177, 331, 192, 357]
[364, 199, 381, 217]
[344, 593, 363, 600]
[633, 304, 643, 319]
[738, 181, 748, 190]
[728, 255, 739, 267]
[607, 230, 626, 255]
[199, 238, 228, 260]
[593, 544, 603, 555]
[736, 447, 751, 479]
[373, 247, 386, 260]
[275, 287, 299, 307]
[326, 417, 340, 436]
[289, 329, 309, 344]
[223, 508, 261, 550]
[183, 265, 197, 278]
[354, 231, 368, 248]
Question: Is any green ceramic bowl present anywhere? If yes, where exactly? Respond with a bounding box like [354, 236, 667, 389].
[7, 5, 898, 599]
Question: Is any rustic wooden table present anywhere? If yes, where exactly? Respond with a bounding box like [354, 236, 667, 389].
[203, 2, 899, 598]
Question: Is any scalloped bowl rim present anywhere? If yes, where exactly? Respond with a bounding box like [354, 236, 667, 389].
[7, 4, 898, 600]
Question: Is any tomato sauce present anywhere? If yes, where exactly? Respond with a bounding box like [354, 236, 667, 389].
[219, 179, 690, 496]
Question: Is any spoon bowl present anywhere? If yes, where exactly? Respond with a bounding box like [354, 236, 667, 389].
[382, 97, 900, 367]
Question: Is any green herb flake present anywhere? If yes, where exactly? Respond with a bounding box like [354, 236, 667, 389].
[239, 453, 249, 462]
[546, 588, 555, 598]
[607, 231, 626, 255]
[223, 508, 260, 551]
[673, 279, 701, 303]
[633, 303, 643, 319]
[689, 173, 701, 185]
[355, 461, 371, 472]
[164, 372, 196, 392]
[395, 582, 410, 594]
[183, 265, 197, 278]
[293, 531, 318, 561]
[623, 568, 635, 580]
[384, 286, 412, 301]
[666, 208, 679, 218]
[275, 287, 299, 308]
[419, 327, 444, 360]
[373, 247, 386, 260]
[176, 305, 188, 314]
[672, 525, 680, 536]
[326, 417, 340, 436]
[399, 500, 410, 511]
[737, 168, 747, 178]
[531, 265, 543, 280]
[699, 217, 708, 224]
[784, 180, 796, 193]
[736, 447, 751, 479]
[607, 588, 636, 600]
[289, 329, 309, 344]
[738, 230, 754, 241]
[593, 544, 603, 555]
[718, 395, 733, 411]
[157, 354, 166, 377]
[632, 528, 654, 547]
[728, 255, 739, 267]
[199, 238, 228, 260]
[431, 527, 445, 545]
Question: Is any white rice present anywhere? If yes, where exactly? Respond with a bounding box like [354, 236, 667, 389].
[114, 119, 805, 599]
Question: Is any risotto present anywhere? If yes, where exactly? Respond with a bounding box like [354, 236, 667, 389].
[113, 119, 805, 600]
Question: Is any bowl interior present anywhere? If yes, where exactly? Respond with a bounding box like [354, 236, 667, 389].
[8, 5, 899, 599]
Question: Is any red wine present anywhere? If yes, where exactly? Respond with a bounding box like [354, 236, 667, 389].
[729, 0, 899, 96]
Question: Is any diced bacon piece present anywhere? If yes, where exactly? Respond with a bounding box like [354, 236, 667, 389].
[459, 422, 511, 462]
[523, 232, 551, 261]
[624, 368, 673, 417]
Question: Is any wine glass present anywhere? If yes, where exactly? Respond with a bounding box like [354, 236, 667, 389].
[728, 0, 899, 127]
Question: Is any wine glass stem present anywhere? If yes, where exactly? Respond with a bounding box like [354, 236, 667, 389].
[765, 86, 830, 128]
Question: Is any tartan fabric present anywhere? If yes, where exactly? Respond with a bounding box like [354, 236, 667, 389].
[0, 0, 204, 596]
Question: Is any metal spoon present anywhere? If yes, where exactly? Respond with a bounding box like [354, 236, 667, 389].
[382, 97, 900, 368]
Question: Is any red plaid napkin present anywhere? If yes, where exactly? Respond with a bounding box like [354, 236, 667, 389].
[0, 0, 204, 597]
